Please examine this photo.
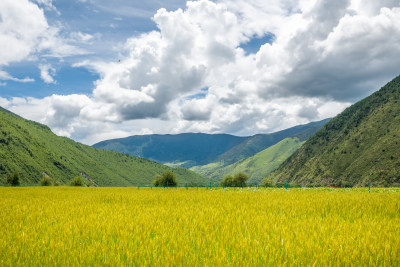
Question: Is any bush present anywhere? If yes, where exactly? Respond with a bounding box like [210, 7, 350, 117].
[260, 177, 273, 187]
[233, 172, 249, 187]
[54, 181, 61, 186]
[86, 180, 94, 187]
[69, 176, 85, 186]
[221, 175, 234, 187]
[6, 172, 20, 186]
[221, 172, 249, 187]
[39, 176, 53, 186]
[153, 171, 178, 187]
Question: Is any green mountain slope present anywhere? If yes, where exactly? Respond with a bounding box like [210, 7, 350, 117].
[93, 119, 329, 168]
[0, 107, 208, 186]
[215, 119, 330, 166]
[269, 75, 400, 187]
[191, 137, 305, 184]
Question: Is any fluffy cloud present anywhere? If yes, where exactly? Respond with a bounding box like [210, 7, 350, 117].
[0, 0, 88, 66]
[3, 0, 400, 144]
[39, 64, 56, 84]
[0, 0, 48, 66]
[265, 1, 400, 101]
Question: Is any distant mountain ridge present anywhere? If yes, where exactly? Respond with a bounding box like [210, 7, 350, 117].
[0, 107, 208, 186]
[190, 120, 328, 182]
[191, 137, 305, 183]
[269, 75, 400, 187]
[93, 119, 330, 168]
[95, 133, 245, 168]
[214, 119, 331, 166]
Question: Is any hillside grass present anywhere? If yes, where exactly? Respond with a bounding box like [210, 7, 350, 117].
[191, 137, 305, 184]
[93, 120, 329, 168]
[1, 187, 399, 266]
[0, 108, 208, 186]
[214, 119, 329, 166]
[270, 75, 400, 187]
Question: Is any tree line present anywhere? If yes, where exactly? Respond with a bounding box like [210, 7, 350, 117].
[4, 170, 275, 187]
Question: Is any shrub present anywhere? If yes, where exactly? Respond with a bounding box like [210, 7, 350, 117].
[153, 171, 178, 187]
[54, 181, 61, 186]
[221, 175, 234, 187]
[69, 176, 85, 186]
[221, 172, 249, 187]
[39, 176, 53, 186]
[6, 172, 20, 186]
[233, 172, 249, 187]
[86, 180, 94, 187]
[260, 177, 273, 187]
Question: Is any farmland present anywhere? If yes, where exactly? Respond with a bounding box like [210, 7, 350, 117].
[1, 187, 399, 266]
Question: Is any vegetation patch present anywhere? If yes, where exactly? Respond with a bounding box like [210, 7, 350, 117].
[270, 75, 400, 187]
[0, 107, 209, 186]
[153, 171, 178, 187]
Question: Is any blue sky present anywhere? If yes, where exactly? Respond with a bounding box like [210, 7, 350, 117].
[1, 0, 188, 98]
[2, 0, 270, 99]
[1, 0, 400, 144]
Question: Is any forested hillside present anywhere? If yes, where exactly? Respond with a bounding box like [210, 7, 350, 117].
[94, 119, 329, 168]
[0, 107, 208, 186]
[269, 75, 400, 187]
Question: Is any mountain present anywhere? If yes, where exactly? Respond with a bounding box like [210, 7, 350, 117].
[191, 137, 305, 183]
[214, 119, 330, 166]
[94, 133, 245, 168]
[190, 121, 326, 182]
[269, 75, 400, 187]
[93, 119, 330, 168]
[0, 107, 208, 186]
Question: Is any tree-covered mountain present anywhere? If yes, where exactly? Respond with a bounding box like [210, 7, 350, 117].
[190, 121, 326, 182]
[191, 137, 305, 184]
[214, 119, 330, 166]
[0, 107, 208, 186]
[94, 133, 245, 168]
[93, 119, 330, 168]
[269, 75, 400, 187]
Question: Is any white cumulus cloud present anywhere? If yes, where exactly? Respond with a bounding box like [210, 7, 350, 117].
[2, 0, 400, 145]
[0, 0, 89, 66]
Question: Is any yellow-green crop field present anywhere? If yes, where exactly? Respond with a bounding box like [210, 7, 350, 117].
[1, 187, 399, 266]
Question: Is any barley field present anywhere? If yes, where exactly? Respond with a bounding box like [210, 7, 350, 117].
[0, 187, 399, 266]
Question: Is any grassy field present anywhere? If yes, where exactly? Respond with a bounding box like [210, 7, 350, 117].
[1, 187, 399, 266]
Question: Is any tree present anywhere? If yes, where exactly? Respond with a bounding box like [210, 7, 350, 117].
[69, 176, 84, 186]
[260, 177, 273, 187]
[6, 172, 20, 186]
[39, 176, 53, 186]
[221, 172, 249, 187]
[221, 175, 234, 187]
[153, 171, 178, 187]
[233, 172, 249, 187]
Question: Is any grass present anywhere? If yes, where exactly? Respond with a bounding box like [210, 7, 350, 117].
[93, 120, 329, 169]
[192, 137, 305, 183]
[0, 187, 399, 266]
[0, 107, 208, 186]
[270, 75, 400, 187]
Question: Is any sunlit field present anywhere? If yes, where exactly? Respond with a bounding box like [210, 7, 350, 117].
[1, 187, 399, 266]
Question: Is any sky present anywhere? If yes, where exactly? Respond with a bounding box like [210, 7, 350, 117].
[1, 0, 400, 145]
